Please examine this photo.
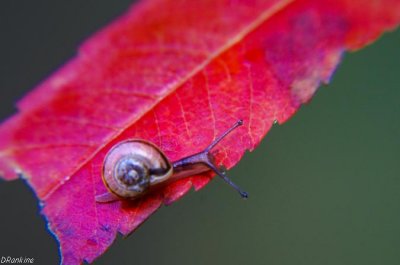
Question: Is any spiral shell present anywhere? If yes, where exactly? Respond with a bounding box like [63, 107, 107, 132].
[102, 139, 173, 199]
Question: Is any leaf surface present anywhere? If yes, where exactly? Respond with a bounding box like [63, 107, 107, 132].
[0, 0, 399, 264]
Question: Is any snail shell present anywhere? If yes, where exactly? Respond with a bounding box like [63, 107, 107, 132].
[102, 139, 173, 199]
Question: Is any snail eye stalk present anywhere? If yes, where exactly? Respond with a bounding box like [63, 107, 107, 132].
[203, 119, 248, 199]
[173, 119, 248, 199]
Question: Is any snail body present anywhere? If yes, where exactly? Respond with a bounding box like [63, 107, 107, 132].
[96, 120, 247, 203]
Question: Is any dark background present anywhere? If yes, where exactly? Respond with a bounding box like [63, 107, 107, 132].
[0, 1, 399, 265]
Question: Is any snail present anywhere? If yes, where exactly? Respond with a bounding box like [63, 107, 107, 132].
[95, 120, 247, 203]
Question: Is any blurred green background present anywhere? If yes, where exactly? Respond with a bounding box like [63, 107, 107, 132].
[0, 1, 399, 265]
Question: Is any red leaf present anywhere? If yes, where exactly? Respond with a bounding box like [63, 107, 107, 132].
[0, 0, 399, 264]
